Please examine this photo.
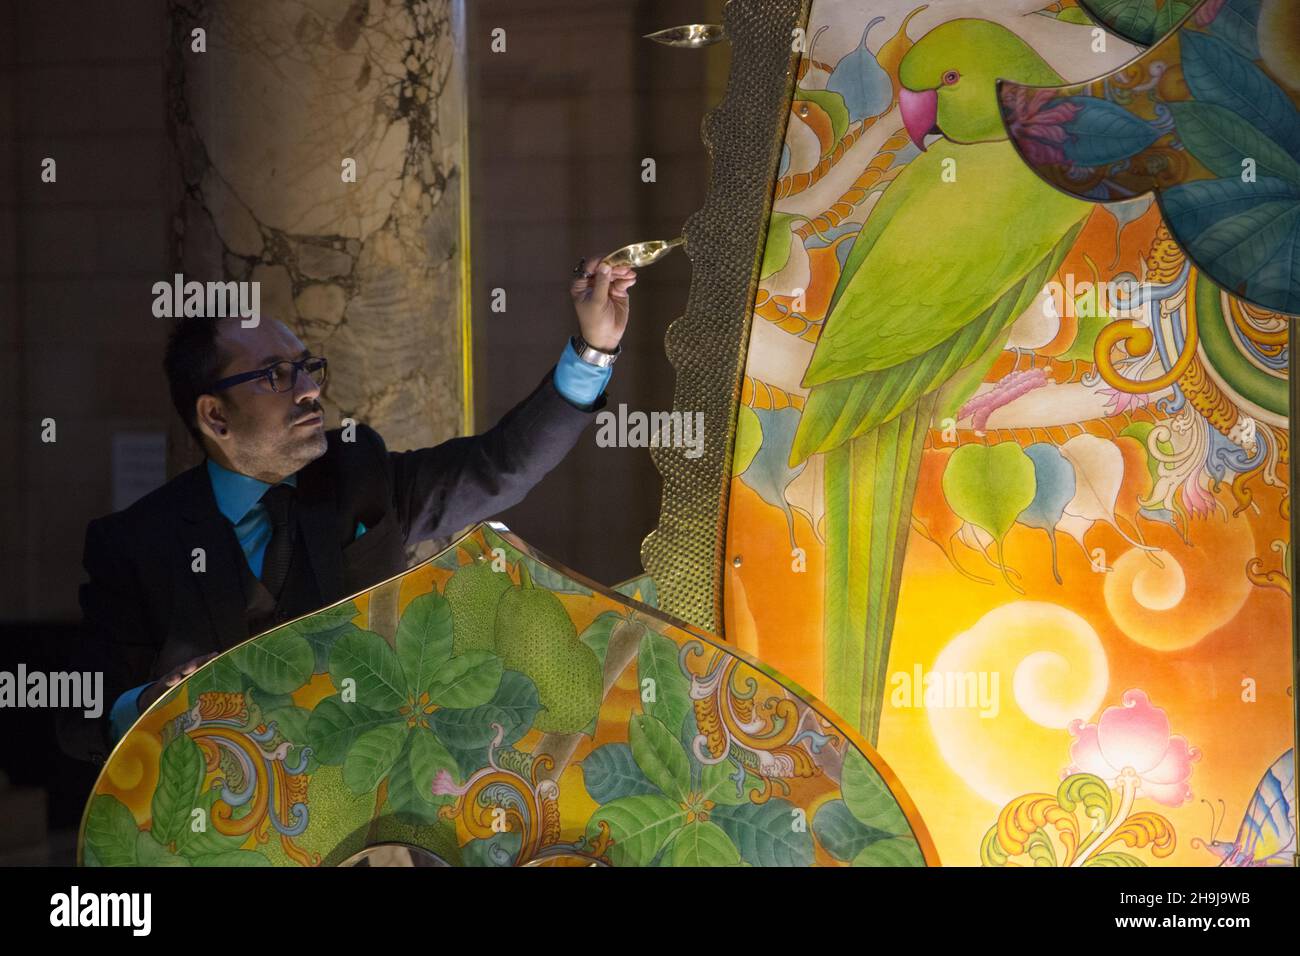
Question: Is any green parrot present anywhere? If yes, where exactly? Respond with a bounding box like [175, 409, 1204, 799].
[788, 19, 1092, 743]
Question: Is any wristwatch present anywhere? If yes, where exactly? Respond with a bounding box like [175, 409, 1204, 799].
[571, 334, 622, 368]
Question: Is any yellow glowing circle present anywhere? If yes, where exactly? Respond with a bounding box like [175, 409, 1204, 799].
[1129, 552, 1186, 611]
[927, 601, 1109, 806]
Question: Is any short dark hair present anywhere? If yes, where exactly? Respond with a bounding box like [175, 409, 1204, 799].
[163, 315, 228, 446]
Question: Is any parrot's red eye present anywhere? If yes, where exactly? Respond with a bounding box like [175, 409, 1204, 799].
[943, 70, 960, 85]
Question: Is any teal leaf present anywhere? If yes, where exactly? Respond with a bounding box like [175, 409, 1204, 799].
[461, 831, 523, 867]
[628, 713, 690, 801]
[1179, 197, 1300, 310]
[305, 695, 401, 765]
[1209, 0, 1261, 59]
[84, 795, 140, 866]
[582, 743, 658, 804]
[1170, 100, 1300, 184]
[151, 733, 205, 846]
[1162, 176, 1300, 240]
[1180, 30, 1300, 155]
[613, 574, 658, 608]
[427, 669, 539, 750]
[396, 592, 454, 692]
[710, 800, 815, 867]
[1060, 97, 1160, 166]
[814, 799, 901, 862]
[584, 794, 685, 866]
[231, 626, 315, 696]
[328, 628, 407, 712]
[342, 723, 407, 794]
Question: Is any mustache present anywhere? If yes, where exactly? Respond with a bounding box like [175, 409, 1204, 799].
[292, 404, 323, 425]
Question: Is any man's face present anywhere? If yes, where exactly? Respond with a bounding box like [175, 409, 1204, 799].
[197, 318, 328, 481]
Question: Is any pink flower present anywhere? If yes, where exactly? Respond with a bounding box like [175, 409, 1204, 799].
[1194, 0, 1227, 27]
[431, 769, 469, 798]
[1066, 689, 1200, 806]
[1001, 87, 1082, 165]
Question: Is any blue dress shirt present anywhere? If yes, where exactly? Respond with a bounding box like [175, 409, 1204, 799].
[107, 342, 612, 743]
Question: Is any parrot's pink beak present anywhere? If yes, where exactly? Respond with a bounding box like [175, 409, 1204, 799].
[900, 87, 940, 151]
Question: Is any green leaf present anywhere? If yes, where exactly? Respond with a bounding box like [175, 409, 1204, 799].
[184, 654, 243, 699]
[682, 709, 756, 807]
[328, 628, 407, 711]
[666, 820, 742, 867]
[406, 727, 460, 805]
[841, 748, 912, 836]
[385, 730, 460, 821]
[151, 733, 205, 846]
[579, 611, 625, 668]
[581, 743, 658, 804]
[851, 835, 925, 867]
[637, 631, 691, 736]
[426, 650, 502, 710]
[305, 695, 401, 765]
[136, 831, 189, 866]
[1079, 0, 1156, 43]
[710, 800, 814, 867]
[175, 789, 251, 859]
[295, 600, 360, 632]
[1170, 100, 1300, 184]
[1083, 851, 1146, 867]
[265, 704, 317, 774]
[84, 795, 140, 867]
[396, 592, 454, 692]
[628, 714, 690, 801]
[584, 794, 685, 866]
[343, 723, 408, 794]
[232, 627, 315, 695]
[189, 850, 274, 867]
[943, 442, 1036, 543]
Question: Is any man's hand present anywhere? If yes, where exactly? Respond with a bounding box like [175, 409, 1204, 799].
[138, 653, 220, 711]
[570, 255, 636, 351]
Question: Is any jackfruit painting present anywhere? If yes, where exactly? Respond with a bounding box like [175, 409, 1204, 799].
[78, 524, 935, 867]
[726, 0, 1296, 865]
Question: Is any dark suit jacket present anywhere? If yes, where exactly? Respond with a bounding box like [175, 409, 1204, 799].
[63, 371, 603, 763]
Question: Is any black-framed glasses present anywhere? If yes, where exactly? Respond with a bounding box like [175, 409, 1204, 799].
[210, 356, 328, 394]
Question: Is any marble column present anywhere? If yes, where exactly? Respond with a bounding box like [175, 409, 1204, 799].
[165, 0, 470, 480]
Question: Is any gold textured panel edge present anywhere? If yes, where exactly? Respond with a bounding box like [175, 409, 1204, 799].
[641, 0, 809, 634]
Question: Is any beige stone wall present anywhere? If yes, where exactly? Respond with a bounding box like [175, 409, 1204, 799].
[166, 0, 470, 474]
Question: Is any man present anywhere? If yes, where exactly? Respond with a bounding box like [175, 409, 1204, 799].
[63, 256, 636, 764]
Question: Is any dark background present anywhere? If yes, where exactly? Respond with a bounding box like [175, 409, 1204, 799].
[0, 0, 728, 864]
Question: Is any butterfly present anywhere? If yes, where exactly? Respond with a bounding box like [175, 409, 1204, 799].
[1195, 750, 1295, 867]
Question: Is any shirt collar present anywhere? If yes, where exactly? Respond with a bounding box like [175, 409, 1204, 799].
[206, 458, 299, 526]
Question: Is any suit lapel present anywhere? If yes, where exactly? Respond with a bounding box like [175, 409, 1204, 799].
[175, 464, 250, 652]
[296, 454, 346, 605]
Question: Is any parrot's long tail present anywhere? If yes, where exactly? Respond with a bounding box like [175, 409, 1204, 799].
[822, 391, 937, 745]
